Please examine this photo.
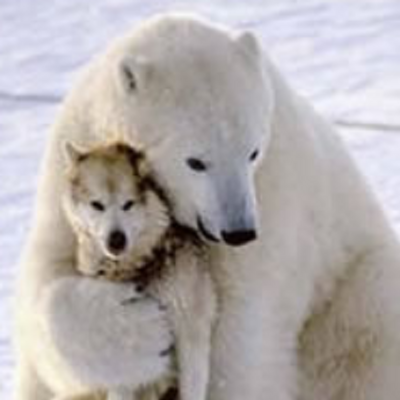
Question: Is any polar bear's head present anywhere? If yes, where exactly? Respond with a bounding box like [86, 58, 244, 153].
[108, 15, 273, 246]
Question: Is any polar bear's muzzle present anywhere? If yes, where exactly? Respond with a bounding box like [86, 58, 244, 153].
[196, 181, 258, 246]
[220, 210, 257, 246]
[197, 216, 256, 246]
[216, 171, 258, 246]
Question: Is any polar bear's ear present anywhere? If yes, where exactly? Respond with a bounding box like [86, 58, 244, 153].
[63, 141, 85, 166]
[118, 56, 152, 93]
[235, 31, 260, 59]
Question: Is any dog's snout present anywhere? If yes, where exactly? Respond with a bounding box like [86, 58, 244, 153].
[107, 230, 127, 254]
[221, 229, 257, 246]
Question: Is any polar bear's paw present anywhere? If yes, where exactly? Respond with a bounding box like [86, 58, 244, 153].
[40, 277, 174, 388]
[119, 293, 175, 384]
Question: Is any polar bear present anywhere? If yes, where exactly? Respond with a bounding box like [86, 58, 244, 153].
[15, 13, 400, 400]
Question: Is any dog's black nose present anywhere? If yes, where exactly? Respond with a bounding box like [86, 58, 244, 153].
[107, 230, 127, 254]
[221, 229, 257, 246]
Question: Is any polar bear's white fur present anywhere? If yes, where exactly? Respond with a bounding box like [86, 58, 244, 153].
[16, 13, 400, 400]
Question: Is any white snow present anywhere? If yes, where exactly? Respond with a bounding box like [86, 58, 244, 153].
[0, 0, 399, 398]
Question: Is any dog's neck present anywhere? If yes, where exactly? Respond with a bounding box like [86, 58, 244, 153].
[128, 221, 204, 287]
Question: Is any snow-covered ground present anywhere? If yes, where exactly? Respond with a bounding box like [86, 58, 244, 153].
[0, 0, 399, 397]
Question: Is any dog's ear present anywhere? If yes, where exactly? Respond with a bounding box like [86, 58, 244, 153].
[63, 141, 86, 167]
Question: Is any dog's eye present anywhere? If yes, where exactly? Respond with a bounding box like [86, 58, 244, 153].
[249, 149, 259, 162]
[122, 200, 135, 211]
[91, 200, 105, 212]
[186, 158, 207, 172]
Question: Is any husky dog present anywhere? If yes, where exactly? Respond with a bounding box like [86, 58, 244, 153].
[62, 142, 216, 400]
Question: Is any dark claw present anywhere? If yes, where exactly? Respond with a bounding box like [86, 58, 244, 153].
[160, 387, 179, 400]
[121, 296, 140, 306]
[158, 302, 168, 311]
[136, 283, 145, 293]
[160, 344, 174, 357]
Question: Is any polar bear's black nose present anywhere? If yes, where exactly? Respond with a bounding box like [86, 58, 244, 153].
[107, 230, 127, 254]
[221, 229, 257, 246]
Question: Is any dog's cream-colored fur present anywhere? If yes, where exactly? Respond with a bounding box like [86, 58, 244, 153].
[16, 14, 400, 400]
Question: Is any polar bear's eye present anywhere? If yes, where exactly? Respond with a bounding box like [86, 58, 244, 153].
[91, 201, 105, 212]
[122, 200, 135, 211]
[249, 149, 259, 162]
[186, 158, 207, 172]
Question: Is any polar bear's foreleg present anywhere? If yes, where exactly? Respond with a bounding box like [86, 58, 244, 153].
[176, 322, 213, 400]
[15, 357, 103, 400]
[53, 393, 105, 400]
[299, 246, 400, 400]
[39, 276, 173, 391]
[107, 387, 133, 400]
[159, 253, 216, 400]
[207, 294, 298, 400]
[173, 283, 215, 400]
[15, 359, 52, 400]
